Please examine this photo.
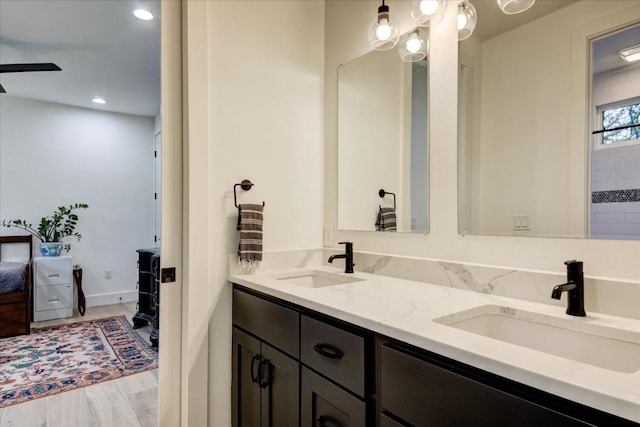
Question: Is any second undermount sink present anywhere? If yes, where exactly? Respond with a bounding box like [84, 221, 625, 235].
[270, 269, 364, 288]
[434, 305, 640, 373]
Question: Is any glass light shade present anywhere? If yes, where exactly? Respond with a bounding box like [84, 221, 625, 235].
[368, 4, 399, 51]
[411, 0, 447, 27]
[496, 0, 535, 15]
[398, 28, 429, 62]
[457, 1, 477, 41]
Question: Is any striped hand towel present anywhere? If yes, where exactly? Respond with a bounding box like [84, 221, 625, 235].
[237, 203, 264, 272]
[375, 207, 397, 232]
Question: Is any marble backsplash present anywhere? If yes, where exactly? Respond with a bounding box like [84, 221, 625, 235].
[229, 248, 639, 320]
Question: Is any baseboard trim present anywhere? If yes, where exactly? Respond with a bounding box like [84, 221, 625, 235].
[86, 290, 138, 307]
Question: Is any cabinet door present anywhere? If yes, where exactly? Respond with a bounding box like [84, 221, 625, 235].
[232, 328, 262, 427]
[260, 343, 299, 427]
[301, 367, 366, 427]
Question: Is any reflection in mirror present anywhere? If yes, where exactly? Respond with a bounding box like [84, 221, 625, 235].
[338, 47, 429, 233]
[590, 24, 640, 239]
[457, 0, 640, 239]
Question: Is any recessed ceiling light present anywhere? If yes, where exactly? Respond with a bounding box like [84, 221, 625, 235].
[133, 9, 154, 21]
[92, 97, 106, 104]
[619, 44, 640, 63]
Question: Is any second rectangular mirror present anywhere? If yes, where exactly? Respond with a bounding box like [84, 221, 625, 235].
[338, 46, 429, 233]
[458, 0, 640, 240]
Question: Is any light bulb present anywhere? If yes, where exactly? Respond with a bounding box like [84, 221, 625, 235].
[457, 12, 467, 30]
[457, 1, 477, 41]
[406, 34, 422, 53]
[419, 0, 438, 15]
[376, 19, 392, 41]
[411, 0, 447, 27]
[368, 1, 399, 51]
[398, 28, 429, 62]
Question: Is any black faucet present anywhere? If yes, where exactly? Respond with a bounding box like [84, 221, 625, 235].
[551, 260, 586, 317]
[327, 241, 354, 274]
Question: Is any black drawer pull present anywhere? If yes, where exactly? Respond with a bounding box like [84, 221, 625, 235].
[258, 358, 271, 389]
[313, 343, 344, 360]
[317, 415, 343, 427]
[250, 355, 260, 383]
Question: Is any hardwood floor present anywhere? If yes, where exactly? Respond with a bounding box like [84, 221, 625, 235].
[0, 302, 158, 427]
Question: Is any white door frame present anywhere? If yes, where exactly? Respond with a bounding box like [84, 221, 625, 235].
[158, 0, 183, 425]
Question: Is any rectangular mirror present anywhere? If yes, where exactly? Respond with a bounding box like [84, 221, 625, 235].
[458, 0, 640, 239]
[338, 45, 429, 233]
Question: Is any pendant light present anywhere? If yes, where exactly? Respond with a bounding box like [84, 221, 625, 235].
[410, 0, 447, 27]
[368, 0, 399, 51]
[496, 0, 535, 15]
[457, 1, 477, 41]
[398, 28, 429, 62]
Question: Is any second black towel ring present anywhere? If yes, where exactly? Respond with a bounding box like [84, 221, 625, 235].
[378, 189, 396, 211]
[234, 179, 265, 208]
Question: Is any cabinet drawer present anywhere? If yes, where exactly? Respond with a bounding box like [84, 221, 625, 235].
[35, 258, 71, 286]
[35, 283, 72, 312]
[380, 344, 589, 427]
[301, 315, 365, 397]
[233, 288, 300, 358]
[301, 367, 365, 427]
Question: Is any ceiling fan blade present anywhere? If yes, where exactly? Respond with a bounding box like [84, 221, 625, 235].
[0, 83, 5, 94]
[0, 63, 62, 73]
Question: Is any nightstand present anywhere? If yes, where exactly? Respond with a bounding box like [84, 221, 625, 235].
[33, 256, 73, 321]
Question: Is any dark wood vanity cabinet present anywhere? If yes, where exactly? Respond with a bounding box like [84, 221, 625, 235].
[378, 341, 640, 427]
[232, 286, 371, 427]
[232, 285, 640, 427]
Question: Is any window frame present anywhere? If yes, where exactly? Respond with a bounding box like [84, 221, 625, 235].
[594, 96, 640, 150]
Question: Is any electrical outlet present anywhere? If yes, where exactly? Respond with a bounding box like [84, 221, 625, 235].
[513, 215, 530, 231]
[105, 269, 112, 279]
[323, 224, 334, 247]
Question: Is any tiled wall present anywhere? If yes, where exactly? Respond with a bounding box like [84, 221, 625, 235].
[591, 145, 640, 239]
[591, 63, 640, 239]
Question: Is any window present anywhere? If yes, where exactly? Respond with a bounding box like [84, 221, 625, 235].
[597, 98, 640, 147]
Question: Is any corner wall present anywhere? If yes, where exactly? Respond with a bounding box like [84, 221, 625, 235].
[0, 96, 155, 304]
[180, 1, 325, 424]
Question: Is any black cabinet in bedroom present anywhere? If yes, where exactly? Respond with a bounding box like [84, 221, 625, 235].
[133, 247, 160, 348]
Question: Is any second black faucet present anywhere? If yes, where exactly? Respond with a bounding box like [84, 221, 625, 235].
[328, 241, 354, 273]
[551, 260, 586, 317]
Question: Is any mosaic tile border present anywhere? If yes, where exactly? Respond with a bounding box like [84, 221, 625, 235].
[592, 189, 640, 203]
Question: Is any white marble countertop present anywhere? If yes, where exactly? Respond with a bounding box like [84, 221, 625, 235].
[230, 266, 640, 423]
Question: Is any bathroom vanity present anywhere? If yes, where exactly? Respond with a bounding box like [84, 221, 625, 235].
[230, 267, 640, 426]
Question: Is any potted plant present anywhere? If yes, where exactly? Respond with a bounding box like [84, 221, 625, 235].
[1, 203, 89, 256]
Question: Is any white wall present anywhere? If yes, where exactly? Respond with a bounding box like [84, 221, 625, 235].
[180, 1, 325, 424]
[326, 1, 640, 282]
[0, 96, 155, 304]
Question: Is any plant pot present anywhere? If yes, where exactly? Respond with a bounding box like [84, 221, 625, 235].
[40, 242, 64, 257]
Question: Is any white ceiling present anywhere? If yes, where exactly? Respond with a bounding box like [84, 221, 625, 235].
[468, 0, 639, 76]
[0, 0, 160, 117]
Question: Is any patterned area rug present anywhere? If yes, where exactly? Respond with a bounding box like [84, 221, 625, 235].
[0, 316, 157, 407]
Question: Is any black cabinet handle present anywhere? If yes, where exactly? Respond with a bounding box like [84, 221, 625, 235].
[313, 343, 344, 360]
[317, 415, 343, 427]
[258, 358, 271, 389]
[250, 355, 260, 383]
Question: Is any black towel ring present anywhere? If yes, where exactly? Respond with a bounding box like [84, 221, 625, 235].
[378, 189, 396, 211]
[234, 179, 265, 208]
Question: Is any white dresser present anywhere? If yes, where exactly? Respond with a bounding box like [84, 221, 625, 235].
[33, 256, 73, 321]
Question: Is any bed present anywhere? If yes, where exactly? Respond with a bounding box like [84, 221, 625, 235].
[0, 235, 32, 338]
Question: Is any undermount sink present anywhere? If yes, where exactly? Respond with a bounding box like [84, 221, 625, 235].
[434, 305, 640, 373]
[270, 269, 364, 288]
